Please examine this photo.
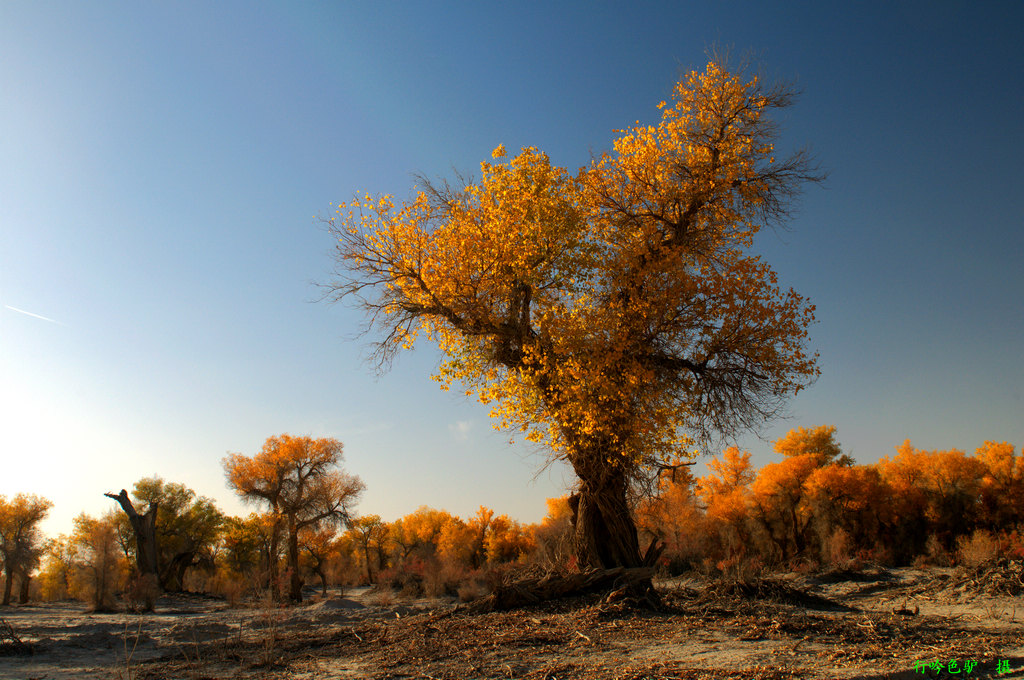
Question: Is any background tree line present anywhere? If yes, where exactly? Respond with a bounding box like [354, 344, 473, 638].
[634, 426, 1024, 579]
[3, 427, 1021, 612]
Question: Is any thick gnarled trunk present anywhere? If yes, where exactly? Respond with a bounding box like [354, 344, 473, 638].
[568, 470, 642, 570]
[104, 490, 159, 581]
[161, 548, 197, 592]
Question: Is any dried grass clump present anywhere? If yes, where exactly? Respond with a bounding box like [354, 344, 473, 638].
[957, 529, 1002, 569]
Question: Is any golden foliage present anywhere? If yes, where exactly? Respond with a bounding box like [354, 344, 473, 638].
[224, 434, 364, 600]
[773, 425, 851, 466]
[0, 493, 52, 604]
[68, 511, 124, 610]
[325, 61, 821, 487]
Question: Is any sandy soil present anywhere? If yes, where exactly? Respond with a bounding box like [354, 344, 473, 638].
[1, 565, 1023, 680]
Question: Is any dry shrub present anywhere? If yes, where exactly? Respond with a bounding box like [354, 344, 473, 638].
[423, 560, 466, 598]
[182, 567, 219, 594]
[712, 553, 765, 584]
[206, 570, 249, 606]
[957, 529, 1002, 568]
[127, 574, 161, 612]
[372, 565, 397, 589]
[1004, 529, 1024, 560]
[399, 574, 424, 598]
[371, 564, 424, 598]
[821, 527, 853, 567]
[71, 561, 121, 613]
[786, 556, 819, 576]
[326, 558, 359, 592]
[529, 517, 573, 569]
[925, 534, 952, 567]
[859, 542, 895, 567]
[377, 558, 442, 598]
[366, 589, 394, 606]
[254, 594, 287, 668]
[446, 567, 491, 602]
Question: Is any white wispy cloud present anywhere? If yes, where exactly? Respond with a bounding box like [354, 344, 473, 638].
[4, 305, 64, 325]
[448, 420, 472, 441]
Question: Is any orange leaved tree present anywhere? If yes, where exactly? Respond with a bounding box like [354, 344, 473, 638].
[224, 434, 364, 602]
[774, 425, 853, 467]
[0, 493, 52, 604]
[323, 60, 821, 570]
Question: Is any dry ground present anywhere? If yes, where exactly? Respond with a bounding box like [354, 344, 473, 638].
[1, 564, 1023, 680]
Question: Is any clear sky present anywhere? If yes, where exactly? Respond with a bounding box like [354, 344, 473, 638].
[2, 2, 1022, 539]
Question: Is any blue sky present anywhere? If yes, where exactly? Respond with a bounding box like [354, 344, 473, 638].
[2, 2, 1022, 538]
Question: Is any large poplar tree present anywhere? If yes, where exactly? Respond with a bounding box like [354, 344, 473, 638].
[323, 61, 822, 570]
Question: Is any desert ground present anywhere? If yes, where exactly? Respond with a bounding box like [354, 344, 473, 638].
[2, 563, 1023, 680]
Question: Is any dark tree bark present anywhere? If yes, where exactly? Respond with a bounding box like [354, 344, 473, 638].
[17, 570, 30, 604]
[2, 569, 13, 606]
[568, 469, 642, 570]
[360, 540, 374, 584]
[287, 518, 303, 602]
[104, 490, 160, 583]
[266, 516, 282, 600]
[311, 559, 329, 597]
[161, 550, 197, 592]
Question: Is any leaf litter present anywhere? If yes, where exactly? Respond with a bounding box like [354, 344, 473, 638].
[1, 565, 1023, 679]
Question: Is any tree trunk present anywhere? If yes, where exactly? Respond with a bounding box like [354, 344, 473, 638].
[105, 490, 160, 581]
[568, 470, 642, 569]
[2, 567, 13, 606]
[161, 550, 196, 592]
[316, 566, 328, 597]
[287, 520, 302, 602]
[17, 571, 30, 604]
[361, 542, 373, 584]
[266, 516, 282, 600]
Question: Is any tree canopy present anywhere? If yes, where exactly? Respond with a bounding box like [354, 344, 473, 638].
[324, 60, 822, 569]
[0, 493, 52, 605]
[224, 434, 364, 601]
[128, 477, 223, 591]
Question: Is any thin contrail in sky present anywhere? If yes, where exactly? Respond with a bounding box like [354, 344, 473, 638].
[3, 305, 64, 325]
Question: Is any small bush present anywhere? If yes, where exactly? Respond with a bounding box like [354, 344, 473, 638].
[423, 561, 466, 599]
[127, 574, 161, 612]
[366, 589, 394, 606]
[399, 573, 424, 598]
[711, 553, 765, 583]
[957, 530, 1002, 568]
[858, 542, 895, 567]
[785, 556, 819, 576]
[821, 527, 853, 567]
[206, 570, 249, 606]
[374, 565, 425, 595]
[925, 534, 952, 567]
[1004, 529, 1024, 560]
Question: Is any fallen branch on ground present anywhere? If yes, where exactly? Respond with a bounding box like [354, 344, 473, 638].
[468, 566, 657, 613]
